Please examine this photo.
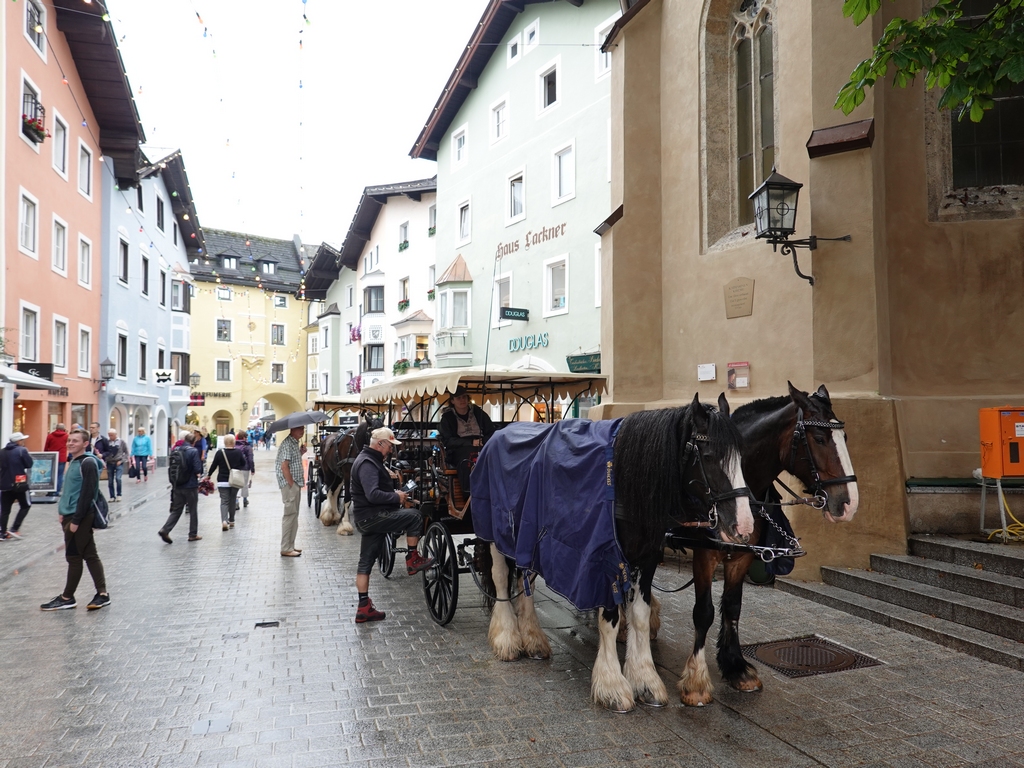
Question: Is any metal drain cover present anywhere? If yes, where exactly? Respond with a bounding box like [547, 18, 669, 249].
[741, 634, 882, 678]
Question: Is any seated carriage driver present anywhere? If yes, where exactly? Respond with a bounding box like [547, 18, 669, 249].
[437, 386, 495, 505]
[351, 427, 434, 623]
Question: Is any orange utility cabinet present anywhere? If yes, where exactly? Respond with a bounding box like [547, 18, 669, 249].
[979, 407, 1024, 478]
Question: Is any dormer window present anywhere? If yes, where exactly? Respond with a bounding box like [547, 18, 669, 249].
[222, 256, 237, 270]
[261, 261, 276, 275]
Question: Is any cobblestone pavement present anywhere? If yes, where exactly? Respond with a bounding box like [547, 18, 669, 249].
[1, 450, 1023, 768]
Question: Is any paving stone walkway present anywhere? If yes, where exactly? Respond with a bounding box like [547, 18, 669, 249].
[0, 450, 1022, 768]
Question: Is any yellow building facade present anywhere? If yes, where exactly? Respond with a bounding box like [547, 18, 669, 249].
[188, 230, 311, 435]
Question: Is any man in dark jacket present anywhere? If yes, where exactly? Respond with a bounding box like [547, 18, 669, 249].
[437, 386, 496, 502]
[95, 428, 128, 502]
[0, 431, 34, 540]
[350, 427, 433, 623]
[158, 431, 204, 543]
[40, 428, 108, 611]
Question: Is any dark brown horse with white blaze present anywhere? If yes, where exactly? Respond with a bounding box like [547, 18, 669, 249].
[319, 415, 384, 533]
[678, 382, 859, 707]
[478, 394, 754, 713]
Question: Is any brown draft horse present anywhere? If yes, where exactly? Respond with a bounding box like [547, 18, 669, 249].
[677, 382, 859, 706]
[319, 415, 383, 533]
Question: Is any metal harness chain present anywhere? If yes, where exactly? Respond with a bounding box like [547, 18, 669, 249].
[757, 501, 801, 551]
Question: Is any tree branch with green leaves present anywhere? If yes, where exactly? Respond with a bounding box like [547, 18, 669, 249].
[836, 0, 1024, 122]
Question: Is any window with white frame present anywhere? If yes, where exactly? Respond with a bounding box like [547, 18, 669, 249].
[322, 372, 330, 394]
[273, 295, 287, 308]
[157, 347, 165, 369]
[491, 97, 509, 143]
[309, 333, 319, 354]
[271, 323, 285, 345]
[553, 142, 576, 205]
[261, 261, 276, 275]
[271, 363, 285, 384]
[428, 265, 435, 288]
[53, 319, 68, 370]
[544, 255, 569, 317]
[19, 192, 38, 256]
[78, 236, 91, 287]
[78, 142, 93, 198]
[507, 32, 522, 66]
[141, 255, 150, 296]
[20, 307, 39, 362]
[173, 222, 178, 245]
[399, 222, 409, 247]
[160, 270, 167, 307]
[345, 284, 353, 307]
[507, 169, 526, 224]
[25, 0, 45, 54]
[493, 273, 512, 327]
[365, 285, 384, 313]
[439, 289, 470, 329]
[171, 281, 184, 310]
[216, 286, 232, 300]
[138, 341, 147, 380]
[117, 239, 129, 283]
[21, 78, 43, 149]
[538, 58, 560, 115]
[457, 199, 471, 245]
[364, 345, 384, 371]
[595, 14, 620, 80]
[309, 371, 319, 390]
[52, 114, 68, 175]
[524, 19, 539, 53]
[136, 185, 145, 213]
[346, 322, 353, 345]
[428, 206, 437, 235]
[595, 243, 602, 308]
[451, 124, 468, 170]
[156, 196, 165, 231]
[323, 326, 330, 349]
[52, 218, 67, 274]
[216, 319, 232, 342]
[116, 333, 128, 377]
[216, 360, 231, 381]
[221, 256, 237, 270]
[78, 327, 90, 375]
[398, 277, 409, 303]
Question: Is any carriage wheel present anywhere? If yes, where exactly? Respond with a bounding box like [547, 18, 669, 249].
[422, 522, 459, 626]
[378, 532, 397, 578]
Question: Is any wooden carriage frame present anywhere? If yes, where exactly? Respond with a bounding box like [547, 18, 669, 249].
[359, 366, 606, 625]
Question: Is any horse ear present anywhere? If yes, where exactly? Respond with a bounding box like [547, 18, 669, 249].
[691, 392, 702, 410]
[717, 392, 731, 416]
[814, 384, 832, 404]
[787, 381, 813, 412]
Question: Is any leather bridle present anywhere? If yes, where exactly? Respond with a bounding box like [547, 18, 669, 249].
[783, 409, 858, 509]
[674, 433, 751, 530]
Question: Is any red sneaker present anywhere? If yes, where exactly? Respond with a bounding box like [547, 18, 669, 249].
[405, 551, 435, 576]
[355, 599, 386, 623]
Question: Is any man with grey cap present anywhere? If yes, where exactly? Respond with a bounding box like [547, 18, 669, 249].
[350, 427, 433, 623]
[0, 432, 34, 540]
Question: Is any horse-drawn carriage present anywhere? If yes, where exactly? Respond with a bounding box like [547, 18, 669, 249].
[324, 369, 860, 712]
[306, 395, 366, 517]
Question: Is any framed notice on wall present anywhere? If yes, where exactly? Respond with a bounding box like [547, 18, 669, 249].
[727, 362, 750, 390]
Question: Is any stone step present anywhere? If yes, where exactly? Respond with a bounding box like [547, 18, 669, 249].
[776, 578, 1024, 671]
[870, 553, 1024, 609]
[820, 566, 1024, 643]
[908, 534, 1024, 579]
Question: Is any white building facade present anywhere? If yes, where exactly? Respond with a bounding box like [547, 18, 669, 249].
[411, 0, 619, 374]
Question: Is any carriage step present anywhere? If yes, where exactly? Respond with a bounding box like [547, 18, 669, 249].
[819, 566, 1024, 643]
[907, 534, 1024, 580]
[776, 578, 1024, 672]
[870, 553, 1024, 608]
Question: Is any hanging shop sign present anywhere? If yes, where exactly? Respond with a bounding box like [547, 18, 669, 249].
[500, 307, 529, 321]
[566, 353, 601, 373]
[495, 223, 568, 259]
[14, 362, 53, 381]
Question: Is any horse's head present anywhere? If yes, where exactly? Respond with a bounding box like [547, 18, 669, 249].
[685, 393, 754, 544]
[786, 382, 859, 522]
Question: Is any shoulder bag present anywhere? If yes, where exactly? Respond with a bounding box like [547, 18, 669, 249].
[219, 448, 247, 489]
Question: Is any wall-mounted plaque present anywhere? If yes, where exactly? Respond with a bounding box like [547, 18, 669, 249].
[724, 277, 755, 319]
[697, 363, 717, 382]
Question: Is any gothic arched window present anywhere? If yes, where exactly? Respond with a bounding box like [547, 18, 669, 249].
[734, 0, 775, 224]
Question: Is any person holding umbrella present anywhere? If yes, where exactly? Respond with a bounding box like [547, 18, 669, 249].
[268, 411, 327, 557]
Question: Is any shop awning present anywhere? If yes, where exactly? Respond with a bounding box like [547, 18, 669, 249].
[0, 365, 63, 391]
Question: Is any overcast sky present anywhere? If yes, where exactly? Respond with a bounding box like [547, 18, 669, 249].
[108, 0, 488, 249]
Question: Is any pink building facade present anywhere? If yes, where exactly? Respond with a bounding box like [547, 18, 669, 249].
[3, 0, 142, 449]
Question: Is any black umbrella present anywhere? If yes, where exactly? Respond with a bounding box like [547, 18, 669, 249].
[265, 410, 329, 433]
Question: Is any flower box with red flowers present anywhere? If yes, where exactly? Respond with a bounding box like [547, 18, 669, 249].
[22, 114, 49, 144]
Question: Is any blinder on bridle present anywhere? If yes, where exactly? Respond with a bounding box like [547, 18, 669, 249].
[787, 409, 858, 509]
[676, 433, 751, 531]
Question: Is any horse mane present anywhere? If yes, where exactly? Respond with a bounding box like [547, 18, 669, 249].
[353, 416, 383, 452]
[731, 395, 790, 421]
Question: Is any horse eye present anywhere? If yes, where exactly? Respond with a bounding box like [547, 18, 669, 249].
[813, 435, 827, 445]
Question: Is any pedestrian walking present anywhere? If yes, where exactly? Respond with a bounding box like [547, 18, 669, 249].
[87, 422, 102, 453]
[0, 432, 34, 540]
[130, 428, 152, 483]
[45, 423, 69, 494]
[235, 431, 255, 509]
[275, 426, 306, 557]
[40, 428, 109, 611]
[193, 428, 208, 466]
[158, 431, 203, 543]
[206, 434, 247, 531]
[95, 429, 128, 502]
[350, 427, 433, 623]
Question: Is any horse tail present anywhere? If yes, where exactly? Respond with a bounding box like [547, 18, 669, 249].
[614, 407, 689, 560]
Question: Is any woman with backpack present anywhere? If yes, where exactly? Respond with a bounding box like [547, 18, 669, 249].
[206, 434, 247, 531]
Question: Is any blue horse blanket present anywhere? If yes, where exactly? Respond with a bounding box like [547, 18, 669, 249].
[470, 418, 631, 611]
